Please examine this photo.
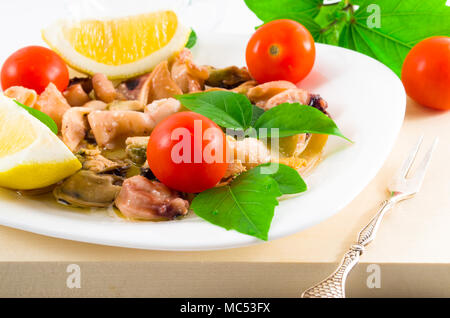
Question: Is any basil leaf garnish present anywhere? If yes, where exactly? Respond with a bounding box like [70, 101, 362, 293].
[253, 102, 350, 141]
[175, 91, 253, 130]
[14, 100, 58, 135]
[191, 164, 306, 240]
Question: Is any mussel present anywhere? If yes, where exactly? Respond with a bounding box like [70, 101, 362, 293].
[53, 170, 122, 208]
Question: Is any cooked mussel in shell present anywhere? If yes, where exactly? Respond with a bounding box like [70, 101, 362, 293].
[53, 170, 122, 208]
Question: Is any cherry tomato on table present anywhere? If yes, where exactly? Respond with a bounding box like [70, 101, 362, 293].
[246, 19, 316, 84]
[147, 112, 228, 193]
[1, 46, 69, 94]
[401, 36, 450, 111]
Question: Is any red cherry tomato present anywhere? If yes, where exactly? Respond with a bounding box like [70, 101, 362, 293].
[402, 36, 450, 110]
[246, 19, 316, 84]
[1, 46, 69, 94]
[147, 112, 228, 193]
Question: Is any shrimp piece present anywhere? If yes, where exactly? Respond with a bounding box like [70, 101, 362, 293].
[34, 83, 71, 130]
[63, 83, 91, 106]
[227, 137, 271, 169]
[247, 81, 297, 108]
[144, 98, 183, 125]
[171, 48, 209, 93]
[61, 107, 92, 151]
[147, 61, 182, 103]
[92, 73, 117, 103]
[264, 88, 310, 110]
[87, 110, 155, 149]
[4, 86, 38, 107]
[115, 176, 189, 220]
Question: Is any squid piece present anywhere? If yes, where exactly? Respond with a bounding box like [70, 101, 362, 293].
[87, 110, 155, 149]
[144, 98, 183, 126]
[63, 83, 91, 106]
[248, 81, 329, 114]
[83, 100, 108, 111]
[247, 81, 297, 108]
[116, 74, 152, 106]
[264, 88, 310, 110]
[69, 77, 93, 94]
[171, 48, 209, 93]
[118, 61, 182, 104]
[115, 176, 189, 221]
[107, 100, 144, 111]
[4, 86, 38, 107]
[61, 107, 92, 151]
[147, 61, 183, 103]
[34, 83, 71, 130]
[92, 73, 117, 103]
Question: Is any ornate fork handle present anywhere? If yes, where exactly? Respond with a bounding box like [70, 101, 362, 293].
[302, 199, 396, 298]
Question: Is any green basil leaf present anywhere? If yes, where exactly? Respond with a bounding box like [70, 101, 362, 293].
[175, 91, 253, 130]
[192, 163, 308, 240]
[250, 105, 265, 127]
[314, 1, 349, 45]
[245, 0, 323, 39]
[186, 28, 197, 49]
[269, 13, 322, 39]
[341, 0, 450, 76]
[245, 163, 307, 195]
[254, 103, 350, 141]
[14, 100, 58, 135]
[191, 170, 282, 241]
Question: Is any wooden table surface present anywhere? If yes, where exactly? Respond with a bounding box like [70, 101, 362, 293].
[0, 98, 449, 297]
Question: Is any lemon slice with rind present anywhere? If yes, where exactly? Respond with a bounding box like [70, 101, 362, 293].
[42, 11, 191, 79]
[0, 94, 81, 190]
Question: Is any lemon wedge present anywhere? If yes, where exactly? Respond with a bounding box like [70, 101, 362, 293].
[42, 11, 191, 79]
[0, 94, 81, 190]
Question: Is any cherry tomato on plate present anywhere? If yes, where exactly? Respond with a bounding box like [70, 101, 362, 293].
[246, 19, 316, 84]
[1, 46, 69, 94]
[147, 112, 228, 193]
[401, 36, 450, 110]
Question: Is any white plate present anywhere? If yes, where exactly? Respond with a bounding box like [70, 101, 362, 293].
[0, 33, 406, 251]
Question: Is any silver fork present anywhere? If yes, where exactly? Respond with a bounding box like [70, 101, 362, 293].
[301, 136, 438, 298]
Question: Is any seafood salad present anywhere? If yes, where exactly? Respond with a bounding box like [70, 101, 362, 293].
[0, 11, 348, 240]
